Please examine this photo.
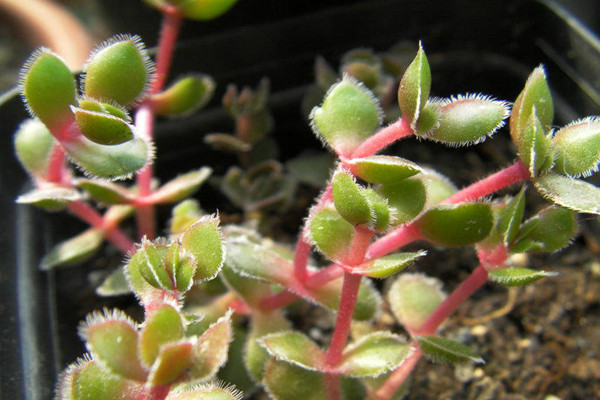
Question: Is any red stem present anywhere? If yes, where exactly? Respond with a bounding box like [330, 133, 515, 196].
[351, 118, 413, 159]
[375, 346, 422, 400]
[134, 9, 183, 239]
[306, 264, 343, 289]
[325, 272, 362, 366]
[68, 201, 135, 253]
[324, 373, 342, 400]
[259, 290, 299, 311]
[44, 143, 69, 184]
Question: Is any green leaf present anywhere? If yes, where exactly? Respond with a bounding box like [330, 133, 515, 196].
[13, 118, 55, 178]
[20, 49, 76, 130]
[169, 199, 204, 236]
[259, 331, 326, 372]
[165, 243, 197, 292]
[204, 133, 252, 153]
[420, 94, 509, 146]
[350, 251, 426, 278]
[362, 372, 409, 400]
[417, 335, 484, 364]
[136, 241, 173, 290]
[398, 42, 431, 129]
[534, 172, 600, 214]
[246, 310, 291, 382]
[388, 273, 446, 331]
[83, 35, 153, 106]
[512, 206, 577, 253]
[310, 76, 382, 156]
[416, 203, 494, 246]
[552, 117, 600, 177]
[16, 187, 81, 211]
[144, 167, 212, 204]
[348, 155, 422, 184]
[362, 189, 392, 232]
[218, 325, 255, 394]
[41, 228, 104, 270]
[147, 341, 192, 386]
[75, 179, 135, 204]
[80, 310, 147, 381]
[73, 107, 134, 145]
[377, 177, 427, 225]
[308, 207, 354, 261]
[286, 152, 334, 188]
[174, 0, 239, 21]
[139, 304, 185, 367]
[332, 170, 371, 226]
[263, 359, 326, 400]
[166, 384, 243, 400]
[180, 214, 224, 281]
[62, 134, 151, 180]
[153, 75, 215, 116]
[57, 358, 135, 400]
[338, 332, 410, 377]
[187, 310, 233, 381]
[516, 112, 553, 177]
[220, 263, 275, 308]
[497, 187, 527, 246]
[489, 267, 556, 286]
[510, 66, 554, 143]
[96, 268, 131, 297]
[420, 169, 457, 206]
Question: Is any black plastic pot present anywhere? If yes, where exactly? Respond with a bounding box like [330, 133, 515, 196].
[1, 1, 599, 399]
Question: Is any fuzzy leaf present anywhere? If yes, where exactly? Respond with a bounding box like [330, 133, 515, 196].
[348, 155, 422, 184]
[552, 117, 600, 177]
[187, 310, 233, 381]
[512, 206, 577, 252]
[338, 332, 410, 377]
[139, 304, 185, 367]
[332, 171, 371, 226]
[144, 167, 212, 204]
[489, 267, 556, 286]
[510, 66, 554, 142]
[62, 134, 150, 180]
[218, 325, 255, 394]
[388, 274, 445, 331]
[398, 43, 431, 129]
[310, 76, 381, 155]
[246, 311, 291, 382]
[497, 187, 526, 246]
[377, 177, 427, 225]
[174, 0, 239, 21]
[16, 187, 81, 211]
[180, 215, 224, 281]
[75, 179, 135, 204]
[153, 75, 215, 116]
[263, 359, 326, 400]
[14, 118, 55, 178]
[20, 49, 76, 130]
[137, 241, 172, 290]
[83, 35, 153, 106]
[420, 169, 457, 205]
[309, 207, 354, 261]
[81, 311, 147, 381]
[73, 107, 134, 145]
[96, 268, 131, 297]
[166, 385, 243, 400]
[170, 199, 204, 235]
[516, 112, 553, 177]
[164, 243, 197, 292]
[204, 133, 252, 153]
[148, 341, 193, 386]
[417, 335, 484, 364]
[534, 172, 600, 214]
[41, 228, 103, 270]
[416, 203, 494, 246]
[259, 331, 326, 372]
[351, 251, 426, 278]
[220, 263, 274, 308]
[57, 359, 135, 400]
[420, 95, 509, 146]
[362, 189, 392, 231]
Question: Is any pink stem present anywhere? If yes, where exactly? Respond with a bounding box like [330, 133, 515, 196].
[324, 373, 342, 400]
[325, 272, 362, 366]
[133, 385, 171, 400]
[367, 223, 421, 261]
[259, 290, 299, 311]
[306, 264, 343, 289]
[351, 118, 413, 159]
[375, 346, 422, 400]
[134, 9, 183, 239]
[44, 143, 69, 184]
[441, 160, 530, 204]
[68, 201, 135, 253]
[415, 264, 489, 335]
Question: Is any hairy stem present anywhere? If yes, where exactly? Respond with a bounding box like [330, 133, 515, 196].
[375, 346, 422, 400]
[135, 9, 183, 240]
[44, 142, 69, 184]
[351, 118, 413, 159]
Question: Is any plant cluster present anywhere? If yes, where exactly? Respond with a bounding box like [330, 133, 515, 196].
[11, 1, 600, 400]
